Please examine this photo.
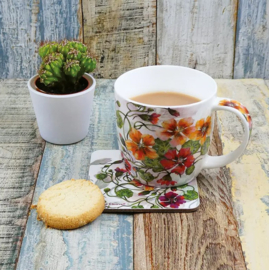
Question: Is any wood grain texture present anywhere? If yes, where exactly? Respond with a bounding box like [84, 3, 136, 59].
[157, 0, 238, 79]
[134, 118, 246, 270]
[82, 0, 156, 79]
[234, 1, 269, 79]
[0, 79, 45, 270]
[217, 79, 269, 270]
[16, 80, 133, 270]
[0, 0, 82, 79]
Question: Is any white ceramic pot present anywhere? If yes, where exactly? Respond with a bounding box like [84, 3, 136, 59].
[28, 73, 96, 144]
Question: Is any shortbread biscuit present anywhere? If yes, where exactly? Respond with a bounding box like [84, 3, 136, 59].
[36, 179, 105, 230]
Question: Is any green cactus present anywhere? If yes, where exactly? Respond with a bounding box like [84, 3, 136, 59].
[38, 40, 96, 94]
[64, 59, 81, 85]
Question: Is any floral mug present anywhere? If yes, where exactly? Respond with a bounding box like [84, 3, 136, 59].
[114, 66, 252, 187]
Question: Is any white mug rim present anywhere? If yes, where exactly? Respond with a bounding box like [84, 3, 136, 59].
[114, 65, 217, 109]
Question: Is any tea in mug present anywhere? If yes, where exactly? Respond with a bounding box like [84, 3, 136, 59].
[131, 92, 200, 106]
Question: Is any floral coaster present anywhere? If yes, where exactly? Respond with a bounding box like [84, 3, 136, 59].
[89, 150, 200, 212]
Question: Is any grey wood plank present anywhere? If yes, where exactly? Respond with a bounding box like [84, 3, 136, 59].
[234, 0, 269, 79]
[0, 79, 45, 270]
[0, 0, 82, 79]
[157, 0, 238, 78]
[82, 0, 156, 78]
[17, 80, 133, 270]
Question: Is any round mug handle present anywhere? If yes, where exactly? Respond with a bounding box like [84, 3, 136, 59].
[203, 97, 252, 169]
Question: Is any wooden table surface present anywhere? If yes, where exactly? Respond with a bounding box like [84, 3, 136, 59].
[0, 79, 268, 270]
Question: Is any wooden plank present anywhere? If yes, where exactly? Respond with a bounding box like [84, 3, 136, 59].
[82, 0, 156, 79]
[0, 0, 82, 79]
[234, 1, 269, 79]
[134, 118, 246, 270]
[216, 79, 269, 270]
[16, 80, 133, 270]
[157, 0, 238, 79]
[0, 79, 45, 270]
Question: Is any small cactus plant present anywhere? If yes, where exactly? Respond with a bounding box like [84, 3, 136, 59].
[37, 40, 96, 94]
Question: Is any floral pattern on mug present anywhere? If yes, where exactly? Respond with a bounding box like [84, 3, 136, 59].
[219, 99, 252, 132]
[116, 101, 212, 186]
[156, 117, 196, 146]
[160, 148, 195, 175]
[189, 116, 212, 145]
[125, 128, 158, 160]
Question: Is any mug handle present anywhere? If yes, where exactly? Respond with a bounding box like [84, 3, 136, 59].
[203, 97, 252, 169]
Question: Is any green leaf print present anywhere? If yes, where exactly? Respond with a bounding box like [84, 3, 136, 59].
[138, 191, 151, 196]
[132, 205, 144, 209]
[116, 171, 124, 177]
[143, 157, 164, 172]
[186, 165, 195, 175]
[96, 173, 107, 180]
[104, 188, 111, 193]
[201, 137, 210, 155]
[184, 190, 198, 200]
[116, 110, 123, 128]
[151, 205, 159, 209]
[116, 100, 121, 107]
[178, 184, 189, 189]
[153, 138, 171, 156]
[182, 140, 200, 154]
[138, 170, 155, 182]
[116, 189, 133, 199]
[138, 114, 150, 122]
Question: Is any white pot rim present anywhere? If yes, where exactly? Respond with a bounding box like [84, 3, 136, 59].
[28, 73, 96, 99]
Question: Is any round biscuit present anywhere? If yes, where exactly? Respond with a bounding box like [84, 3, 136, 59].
[36, 179, 105, 230]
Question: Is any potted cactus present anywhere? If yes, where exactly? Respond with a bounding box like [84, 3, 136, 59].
[28, 40, 96, 144]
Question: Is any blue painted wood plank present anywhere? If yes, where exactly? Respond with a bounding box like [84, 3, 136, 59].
[0, 79, 45, 269]
[0, 0, 82, 79]
[17, 80, 133, 270]
[234, 0, 269, 79]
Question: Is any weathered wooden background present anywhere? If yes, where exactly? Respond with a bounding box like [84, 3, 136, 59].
[0, 0, 268, 79]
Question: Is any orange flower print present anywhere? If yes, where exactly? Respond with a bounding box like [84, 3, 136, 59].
[124, 158, 132, 173]
[189, 116, 211, 145]
[219, 99, 252, 133]
[149, 113, 161, 125]
[246, 114, 252, 130]
[157, 117, 196, 147]
[157, 178, 177, 186]
[125, 128, 158, 160]
[157, 174, 177, 186]
[219, 99, 249, 114]
[130, 179, 154, 190]
[144, 185, 155, 191]
[129, 179, 143, 187]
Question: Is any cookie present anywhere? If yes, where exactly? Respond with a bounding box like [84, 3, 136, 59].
[36, 179, 105, 230]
